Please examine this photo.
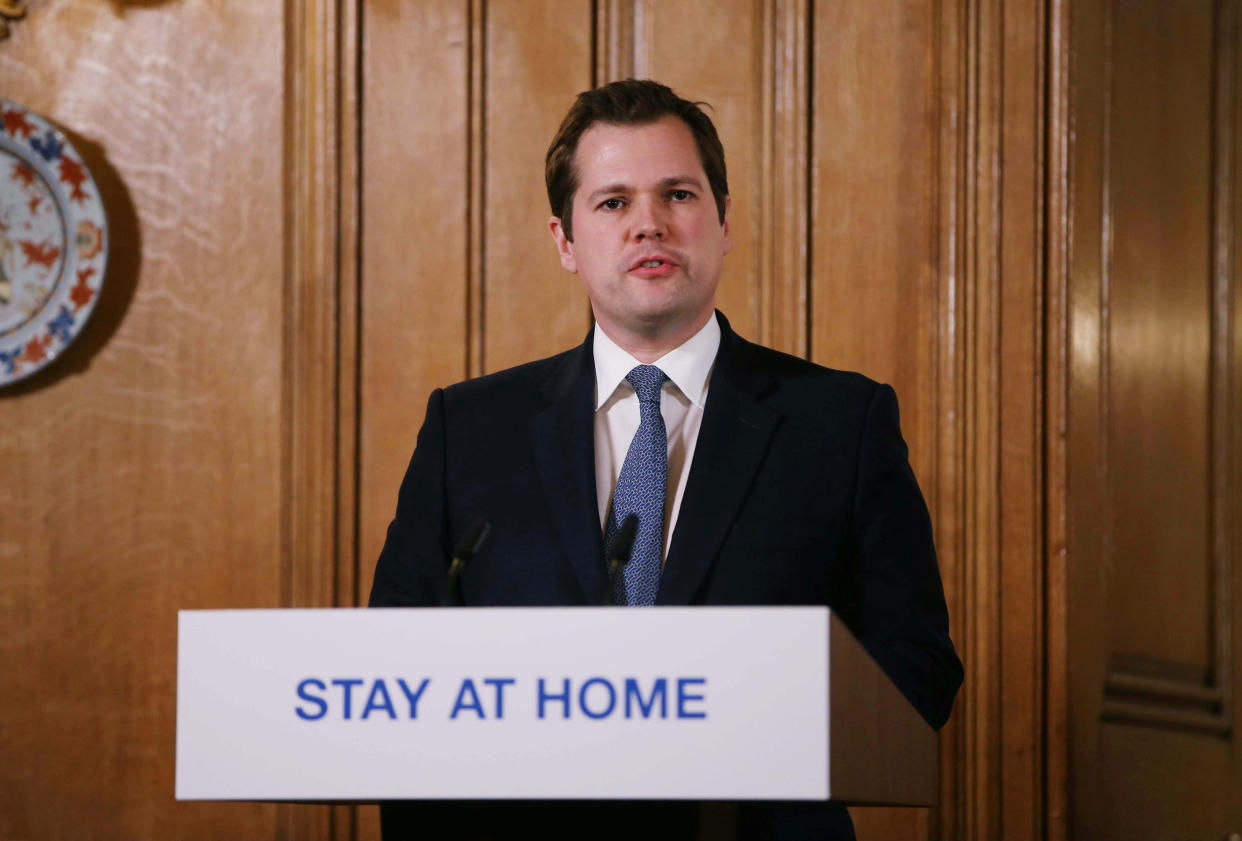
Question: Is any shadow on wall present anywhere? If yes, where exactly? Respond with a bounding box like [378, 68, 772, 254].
[0, 125, 141, 397]
[104, 0, 182, 11]
[9, 0, 182, 23]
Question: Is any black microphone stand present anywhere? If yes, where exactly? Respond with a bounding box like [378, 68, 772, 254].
[601, 513, 639, 605]
[443, 519, 491, 607]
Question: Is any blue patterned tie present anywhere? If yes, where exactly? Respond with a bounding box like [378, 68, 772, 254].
[605, 365, 668, 606]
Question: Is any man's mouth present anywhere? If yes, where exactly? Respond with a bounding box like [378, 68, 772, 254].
[629, 254, 678, 273]
[628, 256, 678, 279]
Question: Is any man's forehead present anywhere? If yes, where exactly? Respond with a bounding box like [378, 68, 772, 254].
[574, 117, 706, 190]
[577, 116, 695, 153]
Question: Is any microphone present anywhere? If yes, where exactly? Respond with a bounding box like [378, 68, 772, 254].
[602, 513, 640, 605]
[443, 519, 491, 607]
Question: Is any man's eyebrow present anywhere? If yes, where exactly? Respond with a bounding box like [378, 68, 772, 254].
[586, 183, 631, 203]
[656, 175, 704, 190]
[585, 175, 705, 204]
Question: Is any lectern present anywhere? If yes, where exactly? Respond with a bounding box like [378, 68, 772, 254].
[176, 607, 936, 805]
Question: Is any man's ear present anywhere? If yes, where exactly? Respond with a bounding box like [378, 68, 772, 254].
[721, 195, 733, 257]
[549, 216, 577, 273]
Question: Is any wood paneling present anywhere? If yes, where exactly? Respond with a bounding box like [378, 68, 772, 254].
[0, 1, 287, 838]
[805, 1, 1052, 837]
[811, 0, 938, 447]
[357, 0, 471, 614]
[810, 4, 942, 836]
[597, 0, 808, 354]
[284, 4, 360, 838]
[1107, 0, 1214, 669]
[758, 0, 810, 357]
[10, 0, 1200, 837]
[1043, 0, 1071, 833]
[995, 0, 1046, 838]
[635, 0, 765, 339]
[1063, 0, 1242, 836]
[481, 1, 593, 373]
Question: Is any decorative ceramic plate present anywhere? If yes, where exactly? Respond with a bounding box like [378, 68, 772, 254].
[0, 98, 107, 386]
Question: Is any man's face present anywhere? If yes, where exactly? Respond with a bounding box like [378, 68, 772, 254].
[549, 116, 731, 348]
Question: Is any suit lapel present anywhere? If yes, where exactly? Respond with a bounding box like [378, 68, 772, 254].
[529, 336, 606, 604]
[658, 317, 780, 605]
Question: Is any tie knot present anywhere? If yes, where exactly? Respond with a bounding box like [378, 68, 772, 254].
[626, 365, 667, 404]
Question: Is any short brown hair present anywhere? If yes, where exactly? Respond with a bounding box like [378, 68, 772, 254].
[545, 79, 729, 241]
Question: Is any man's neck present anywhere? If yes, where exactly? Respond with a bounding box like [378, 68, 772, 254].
[595, 310, 715, 363]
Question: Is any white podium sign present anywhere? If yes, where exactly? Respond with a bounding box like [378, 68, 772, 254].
[176, 607, 934, 803]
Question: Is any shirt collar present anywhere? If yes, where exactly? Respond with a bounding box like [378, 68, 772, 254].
[593, 312, 721, 411]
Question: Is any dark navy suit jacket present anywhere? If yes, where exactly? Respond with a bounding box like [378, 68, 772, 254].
[369, 313, 962, 840]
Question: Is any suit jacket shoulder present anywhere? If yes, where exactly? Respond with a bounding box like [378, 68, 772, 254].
[438, 343, 586, 415]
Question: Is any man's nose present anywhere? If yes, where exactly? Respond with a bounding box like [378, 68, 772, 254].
[631, 199, 667, 240]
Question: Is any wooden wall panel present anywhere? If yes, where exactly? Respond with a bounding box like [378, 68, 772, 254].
[1061, 0, 1110, 835]
[806, 1, 1053, 838]
[1044, 0, 1071, 836]
[811, 3, 941, 836]
[357, 0, 471, 608]
[995, 0, 1046, 834]
[0, 1, 287, 838]
[0, 0, 1087, 837]
[810, 0, 938, 475]
[482, 0, 593, 373]
[1063, 0, 1242, 837]
[634, 0, 765, 340]
[1233, 26, 1242, 836]
[284, 0, 359, 835]
[1106, 0, 1214, 668]
[1097, 0, 1230, 729]
[598, 0, 809, 355]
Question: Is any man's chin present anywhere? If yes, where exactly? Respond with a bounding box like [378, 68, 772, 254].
[620, 303, 712, 338]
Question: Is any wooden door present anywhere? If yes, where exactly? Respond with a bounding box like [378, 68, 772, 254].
[1064, 0, 1242, 836]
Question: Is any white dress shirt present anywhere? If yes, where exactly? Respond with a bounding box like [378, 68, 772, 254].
[593, 313, 721, 561]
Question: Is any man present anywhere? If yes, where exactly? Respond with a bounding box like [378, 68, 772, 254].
[371, 79, 962, 840]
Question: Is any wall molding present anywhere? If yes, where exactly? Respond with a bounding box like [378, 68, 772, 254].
[934, 1, 968, 838]
[1103, 665, 1229, 735]
[594, 0, 636, 84]
[467, 0, 487, 379]
[1044, 0, 1072, 835]
[1208, 0, 1236, 738]
[757, 0, 810, 357]
[944, 0, 1052, 837]
[282, 0, 361, 835]
[283, 0, 352, 611]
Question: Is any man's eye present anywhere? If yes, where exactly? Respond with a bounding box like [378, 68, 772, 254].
[600, 198, 626, 210]
[669, 189, 692, 201]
